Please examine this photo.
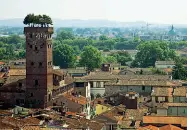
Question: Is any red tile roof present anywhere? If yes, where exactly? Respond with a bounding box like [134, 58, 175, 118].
[143, 116, 187, 127]
[159, 124, 183, 130]
[138, 125, 159, 130]
[0, 61, 5, 65]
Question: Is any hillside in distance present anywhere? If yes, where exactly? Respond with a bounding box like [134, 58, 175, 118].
[0, 18, 148, 27]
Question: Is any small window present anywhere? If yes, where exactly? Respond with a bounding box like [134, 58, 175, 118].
[19, 83, 22, 87]
[48, 61, 52, 66]
[30, 45, 32, 48]
[30, 33, 33, 38]
[39, 62, 42, 66]
[31, 62, 34, 66]
[142, 86, 145, 91]
[30, 93, 33, 97]
[35, 46, 38, 51]
[35, 80, 38, 86]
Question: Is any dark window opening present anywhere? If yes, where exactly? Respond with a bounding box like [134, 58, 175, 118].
[48, 61, 52, 66]
[39, 62, 42, 66]
[31, 62, 34, 66]
[30, 45, 32, 48]
[35, 46, 38, 51]
[30, 93, 33, 97]
[35, 80, 39, 86]
[142, 86, 145, 91]
[19, 83, 22, 87]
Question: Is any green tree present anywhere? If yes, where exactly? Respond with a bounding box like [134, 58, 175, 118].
[103, 56, 117, 63]
[53, 44, 76, 68]
[172, 62, 187, 80]
[56, 30, 75, 41]
[132, 41, 176, 68]
[79, 46, 102, 71]
[99, 35, 108, 41]
[110, 51, 132, 66]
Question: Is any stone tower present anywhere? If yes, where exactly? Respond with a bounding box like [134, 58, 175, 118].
[24, 27, 53, 108]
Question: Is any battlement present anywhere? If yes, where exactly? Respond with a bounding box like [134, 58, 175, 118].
[24, 27, 53, 34]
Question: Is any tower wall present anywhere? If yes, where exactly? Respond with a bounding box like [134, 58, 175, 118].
[24, 27, 53, 108]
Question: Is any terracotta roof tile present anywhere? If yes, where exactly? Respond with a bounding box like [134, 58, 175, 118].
[22, 117, 40, 125]
[8, 69, 26, 76]
[152, 87, 173, 96]
[143, 116, 187, 127]
[138, 125, 159, 130]
[159, 124, 183, 130]
[63, 92, 87, 105]
[0, 121, 16, 129]
[0, 61, 5, 65]
[105, 80, 177, 87]
[22, 126, 40, 130]
[4, 76, 26, 85]
[173, 87, 187, 96]
[125, 108, 148, 121]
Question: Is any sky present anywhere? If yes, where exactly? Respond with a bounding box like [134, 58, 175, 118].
[1, 0, 187, 24]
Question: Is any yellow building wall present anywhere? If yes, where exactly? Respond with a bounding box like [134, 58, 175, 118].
[95, 104, 111, 115]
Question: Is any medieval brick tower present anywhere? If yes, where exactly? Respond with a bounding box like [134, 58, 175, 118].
[24, 27, 53, 108]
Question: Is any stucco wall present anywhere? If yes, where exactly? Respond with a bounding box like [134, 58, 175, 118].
[157, 108, 167, 116]
[105, 85, 152, 95]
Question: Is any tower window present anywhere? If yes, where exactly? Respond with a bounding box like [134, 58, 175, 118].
[30, 45, 32, 48]
[30, 33, 33, 38]
[48, 61, 52, 66]
[35, 46, 38, 51]
[31, 62, 34, 66]
[35, 80, 39, 86]
[30, 93, 33, 97]
[39, 62, 42, 66]
[19, 83, 22, 87]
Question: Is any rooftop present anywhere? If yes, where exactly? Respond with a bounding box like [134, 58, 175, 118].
[105, 80, 180, 87]
[143, 116, 187, 127]
[8, 68, 26, 76]
[63, 92, 87, 105]
[152, 87, 173, 97]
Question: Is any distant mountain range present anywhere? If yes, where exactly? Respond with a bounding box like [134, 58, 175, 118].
[0, 18, 187, 28]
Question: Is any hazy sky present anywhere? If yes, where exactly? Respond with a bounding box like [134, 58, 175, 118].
[1, 0, 187, 24]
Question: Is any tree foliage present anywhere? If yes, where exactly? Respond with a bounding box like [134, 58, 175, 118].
[53, 44, 76, 68]
[79, 46, 102, 71]
[23, 14, 53, 27]
[172, 62, 187, 80]
[110, 51, 132, 66]
[132, 41, 176, 68]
